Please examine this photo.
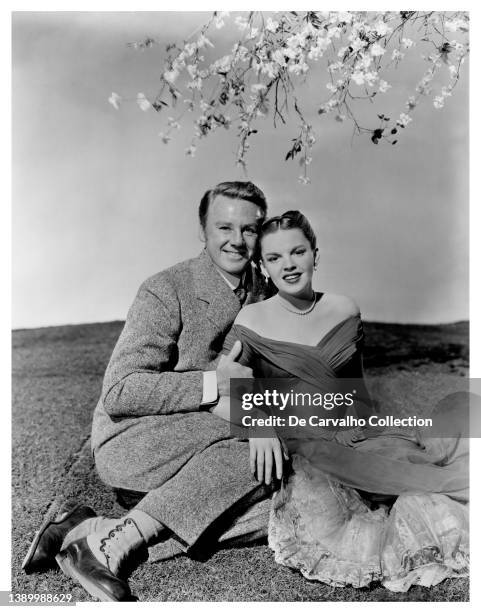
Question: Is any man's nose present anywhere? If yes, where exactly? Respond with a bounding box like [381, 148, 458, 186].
[230, 229, 245, 246]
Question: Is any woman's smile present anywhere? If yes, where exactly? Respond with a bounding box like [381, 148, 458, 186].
[282, 272, 303, 283]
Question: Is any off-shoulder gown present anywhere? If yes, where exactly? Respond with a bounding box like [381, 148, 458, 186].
[223, 315, 468, 591]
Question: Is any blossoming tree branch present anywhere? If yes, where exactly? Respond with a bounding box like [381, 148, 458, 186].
[109, 11, 469, 183]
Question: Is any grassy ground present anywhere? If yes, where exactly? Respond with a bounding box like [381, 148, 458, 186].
[11, 320, 469, 602]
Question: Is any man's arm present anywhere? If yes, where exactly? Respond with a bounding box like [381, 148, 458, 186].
[101, 277, 203, 418]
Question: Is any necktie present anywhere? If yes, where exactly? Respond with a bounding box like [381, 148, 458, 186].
[234, 284, 247, 305]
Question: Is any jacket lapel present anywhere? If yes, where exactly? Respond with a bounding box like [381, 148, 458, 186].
[192, 250, 241, 330]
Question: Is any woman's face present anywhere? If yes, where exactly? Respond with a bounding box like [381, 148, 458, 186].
[261, 228, 317, 299]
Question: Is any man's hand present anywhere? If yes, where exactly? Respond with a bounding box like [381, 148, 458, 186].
[216, 340, 253, 396]
[249, 435, 283, 485]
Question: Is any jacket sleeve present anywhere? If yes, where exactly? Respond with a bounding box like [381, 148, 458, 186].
[101, 277, 203, 417]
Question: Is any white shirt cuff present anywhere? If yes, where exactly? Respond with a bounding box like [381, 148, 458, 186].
[201, 370, 218, 405]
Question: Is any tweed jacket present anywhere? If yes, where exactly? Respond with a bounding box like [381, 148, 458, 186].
[91, 250, 268, 453]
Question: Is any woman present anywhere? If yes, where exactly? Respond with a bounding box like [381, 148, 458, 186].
[212, 211, 468, 591]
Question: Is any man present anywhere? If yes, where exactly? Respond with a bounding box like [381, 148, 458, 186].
[23, 181, 277, 601]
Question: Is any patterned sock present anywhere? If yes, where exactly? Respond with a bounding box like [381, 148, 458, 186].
[86, 517, 145, 575]
[126, 509, 164, 544]
[61, 517, 119, 551]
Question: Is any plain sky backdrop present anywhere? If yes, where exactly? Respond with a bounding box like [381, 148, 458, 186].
[12, 11, 469, 328]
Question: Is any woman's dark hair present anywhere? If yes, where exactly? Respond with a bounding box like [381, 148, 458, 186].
[259, 210, 317, 251]
[198, 181, 268, 228]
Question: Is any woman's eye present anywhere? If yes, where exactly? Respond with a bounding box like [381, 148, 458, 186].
[295, 249, 306, 256]
[266, 256, 278, 262]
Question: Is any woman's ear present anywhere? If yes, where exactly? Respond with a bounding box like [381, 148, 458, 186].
[313, 248, 320, 270]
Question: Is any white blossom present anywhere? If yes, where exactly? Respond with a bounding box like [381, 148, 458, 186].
[433, 96, 445, 109]
[379, 80, 392, 93]
[272, 49, 287, 66]
[357, 53, 372, 69]
[288, 61, 309, 76]
[158, 132, 171, 144]
[406, 96, 417, 110]
[391, 49, 405, 61]
[371, 42, 385, 57]
[397, 113, 412, 127]
[187, 78, 203, 91]
[261, 61, 279, 79]
[185, 145, 197, 156]
[186, 64, 198, 79]
[211, 54, 232, 74]
[373, 21, 392, 36]
[401, 38, 414, 49]
[351, 71, 366, 86]
[196, 34, 214, 49]
[350, 38, 367, 53]
[337, 12, 353, 24]
[265, 17, 279, 33]
[108, 92, 121, 110]
[167, 117, 181, 129]
[246, 27, 259, 39]
[136, 93, 151, 111]
[445, 17, 469, 33]
[214, 11, 229, 29]
[164, 68, 180, 83]
[235, 16, 249, 30]
[251, 83, 267, 93]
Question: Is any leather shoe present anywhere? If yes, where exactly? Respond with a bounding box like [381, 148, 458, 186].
[22, 503, 96, 574]
[56, 538, 136, 602]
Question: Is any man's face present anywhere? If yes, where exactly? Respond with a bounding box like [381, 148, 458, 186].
[201, 195, 264, 279]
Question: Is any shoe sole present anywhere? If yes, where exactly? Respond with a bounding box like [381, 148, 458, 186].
[55, 551, 122, 602]
[22, 505, 94, 574]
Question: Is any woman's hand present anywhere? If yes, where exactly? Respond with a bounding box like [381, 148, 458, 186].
[249, 433, 284, 485]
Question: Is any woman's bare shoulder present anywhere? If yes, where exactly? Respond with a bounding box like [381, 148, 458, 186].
[321, 293, 360, 317]
[234, 296, 277, 329]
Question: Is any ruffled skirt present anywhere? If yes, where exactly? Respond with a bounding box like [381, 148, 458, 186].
[268, 454, 469, 592]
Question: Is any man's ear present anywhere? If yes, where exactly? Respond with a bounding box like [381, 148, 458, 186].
[198, 224, 206, 243]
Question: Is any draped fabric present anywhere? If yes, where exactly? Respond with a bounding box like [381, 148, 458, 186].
[222, 316, 469, 589]
[224, 317, 468, 501]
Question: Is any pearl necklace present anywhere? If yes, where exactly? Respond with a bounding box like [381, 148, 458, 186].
[277, 292, 317, 315]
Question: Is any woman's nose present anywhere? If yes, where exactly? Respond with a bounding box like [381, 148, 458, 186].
[283, 258, 295, 270]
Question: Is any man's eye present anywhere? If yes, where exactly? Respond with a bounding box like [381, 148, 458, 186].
[243, 228, 257, 235]
[219, 226, 230, 231]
